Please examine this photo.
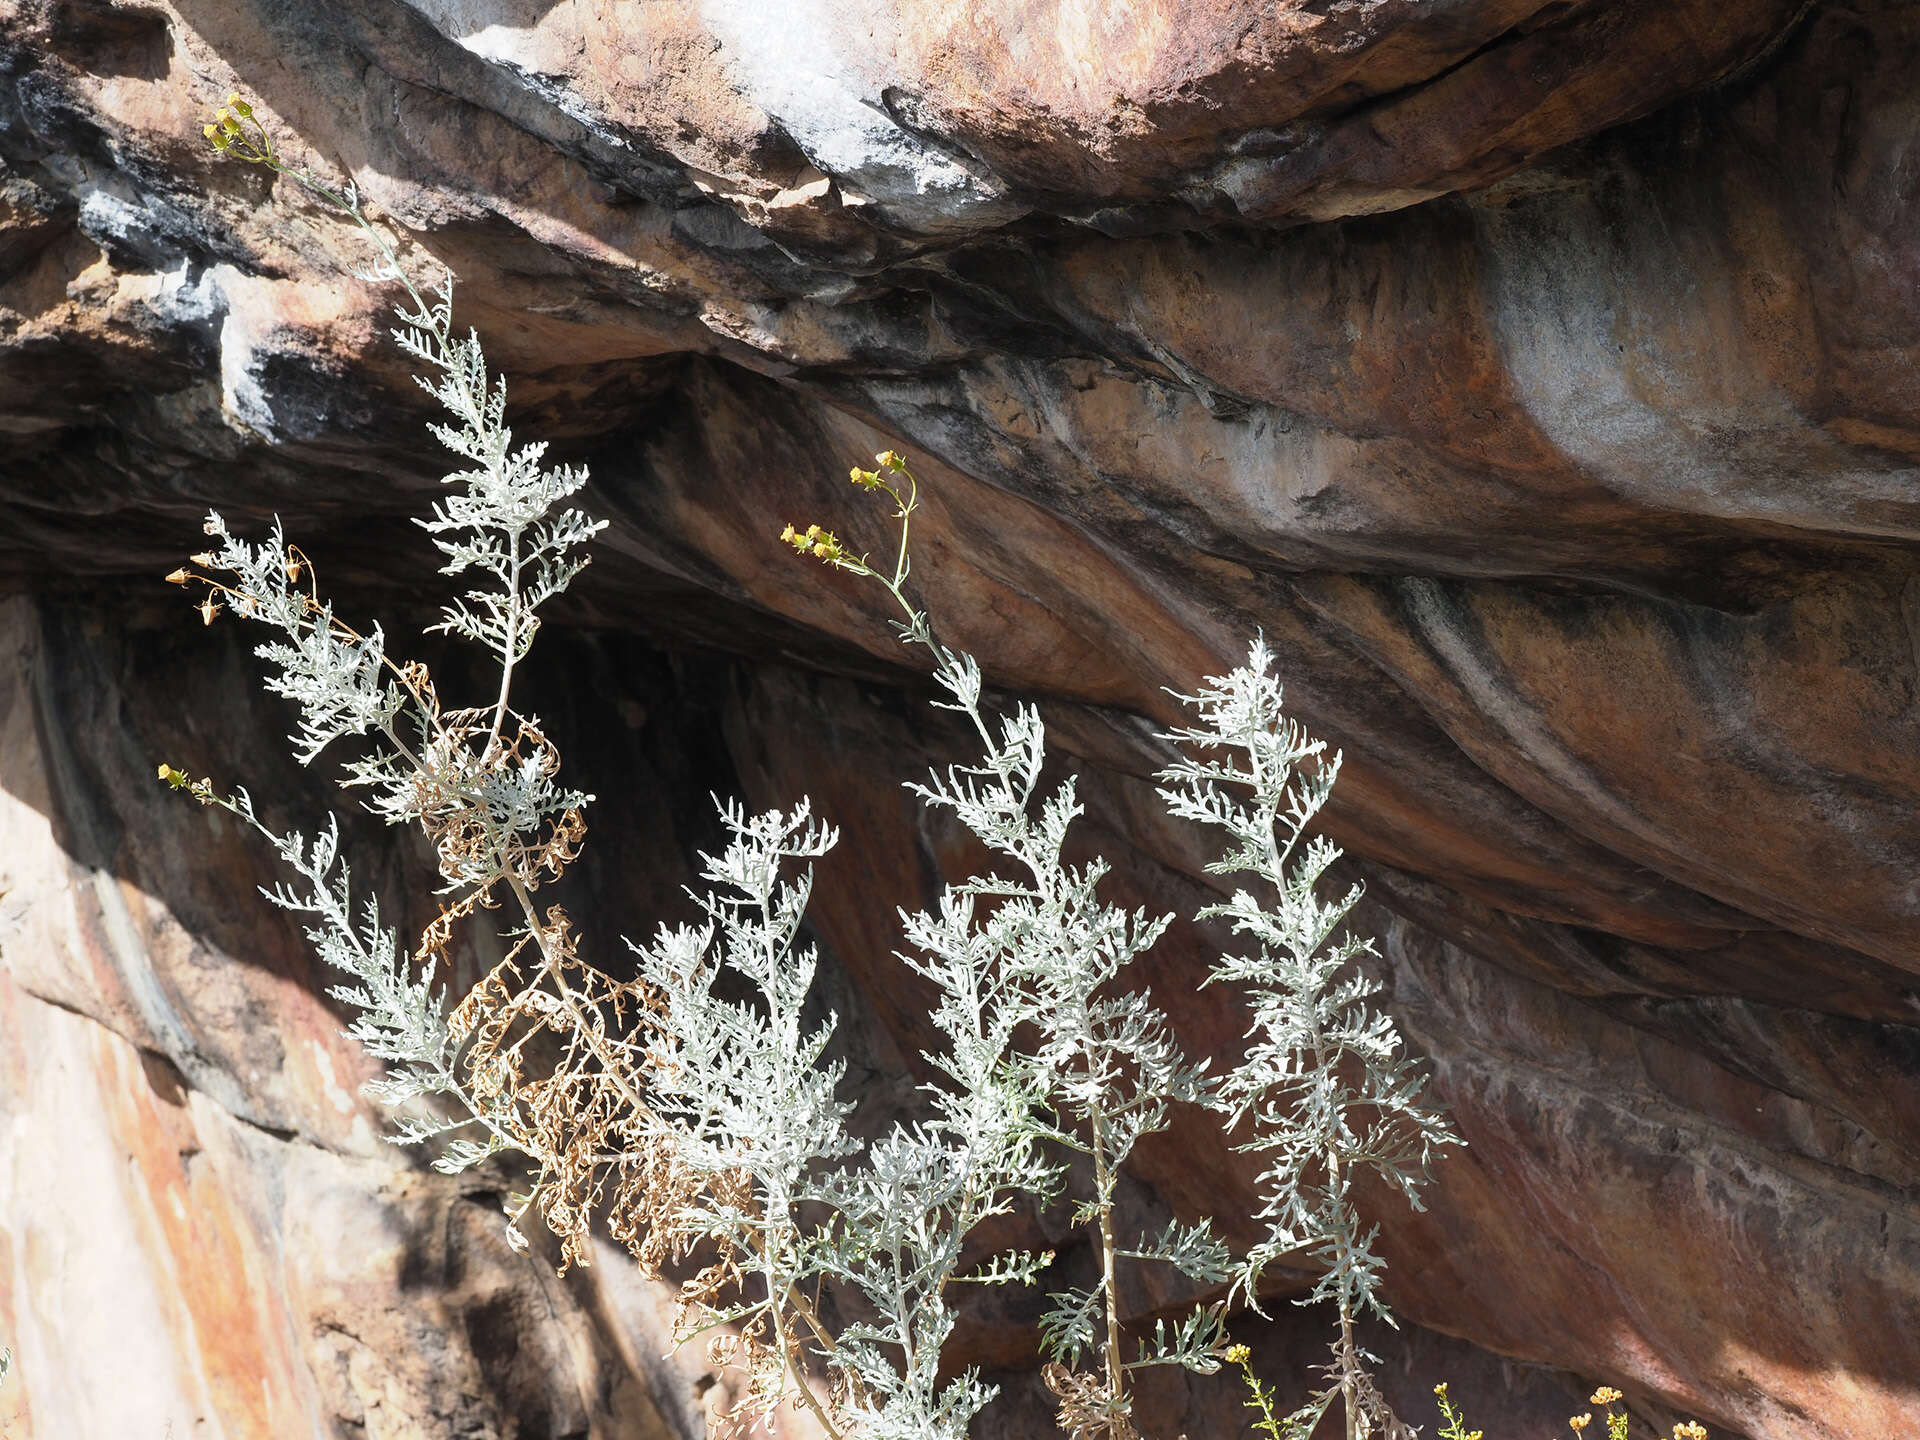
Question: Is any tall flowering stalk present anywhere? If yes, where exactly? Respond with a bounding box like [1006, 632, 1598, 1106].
[784, 459, 1234, 1440]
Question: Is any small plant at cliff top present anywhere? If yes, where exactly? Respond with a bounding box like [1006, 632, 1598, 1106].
[178, 96, 1451, 1440]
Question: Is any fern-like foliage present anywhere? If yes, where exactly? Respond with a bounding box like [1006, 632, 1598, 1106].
[173, 118, 620, 1256]
[1159, 635, 1458, 1438]
[618, 791, 1070, 1440]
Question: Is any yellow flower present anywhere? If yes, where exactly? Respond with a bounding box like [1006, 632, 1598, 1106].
[1672, 1425, 1708, 1440]
[157, 764, 209, 800]
[1433, 1383, 1448, 1397]
[226, 92, 253, 118]
[1225, 1345, 1250, 1364]
[1570, 1416, 1591, 1433]
[1591, 1388, 1623, 1408]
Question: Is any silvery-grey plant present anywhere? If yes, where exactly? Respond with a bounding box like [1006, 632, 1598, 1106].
[176, 93, 1454, 1440]
[167, 94, 612, 1230]
[1159, 645, 1459, 1440]
[783, 463, 1236, 1440]
[616, 793, 1060, 1440]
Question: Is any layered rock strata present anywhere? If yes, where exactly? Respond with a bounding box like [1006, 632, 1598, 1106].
[3, 2, 1918, 1437]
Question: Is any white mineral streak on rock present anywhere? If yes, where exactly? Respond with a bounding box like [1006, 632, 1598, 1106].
[695, 0, 1029, 234]
[1480, 187, 1920, 542]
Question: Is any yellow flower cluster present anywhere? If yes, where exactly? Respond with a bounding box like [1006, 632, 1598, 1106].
[1436, 1376, 1703, 1440]
[777, 450, 918, 590]
[202, 91, 275, 164]
[780, 522, 847, 563]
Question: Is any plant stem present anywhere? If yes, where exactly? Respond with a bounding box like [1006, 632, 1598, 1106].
[1090, 1106, 1127, 1410]
[1328, 1143, 1359, 1440]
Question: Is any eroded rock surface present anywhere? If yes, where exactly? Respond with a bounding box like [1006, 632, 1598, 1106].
[3, 2, 1918, 1437]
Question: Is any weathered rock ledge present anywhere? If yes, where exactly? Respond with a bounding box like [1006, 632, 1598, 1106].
[3, 3, 1918, 1437]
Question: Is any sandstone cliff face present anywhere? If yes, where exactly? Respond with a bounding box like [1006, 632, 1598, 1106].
[3, 2, 1918, 1438]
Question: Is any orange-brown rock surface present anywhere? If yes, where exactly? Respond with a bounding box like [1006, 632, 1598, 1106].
[3, 2, 1918, 1437]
